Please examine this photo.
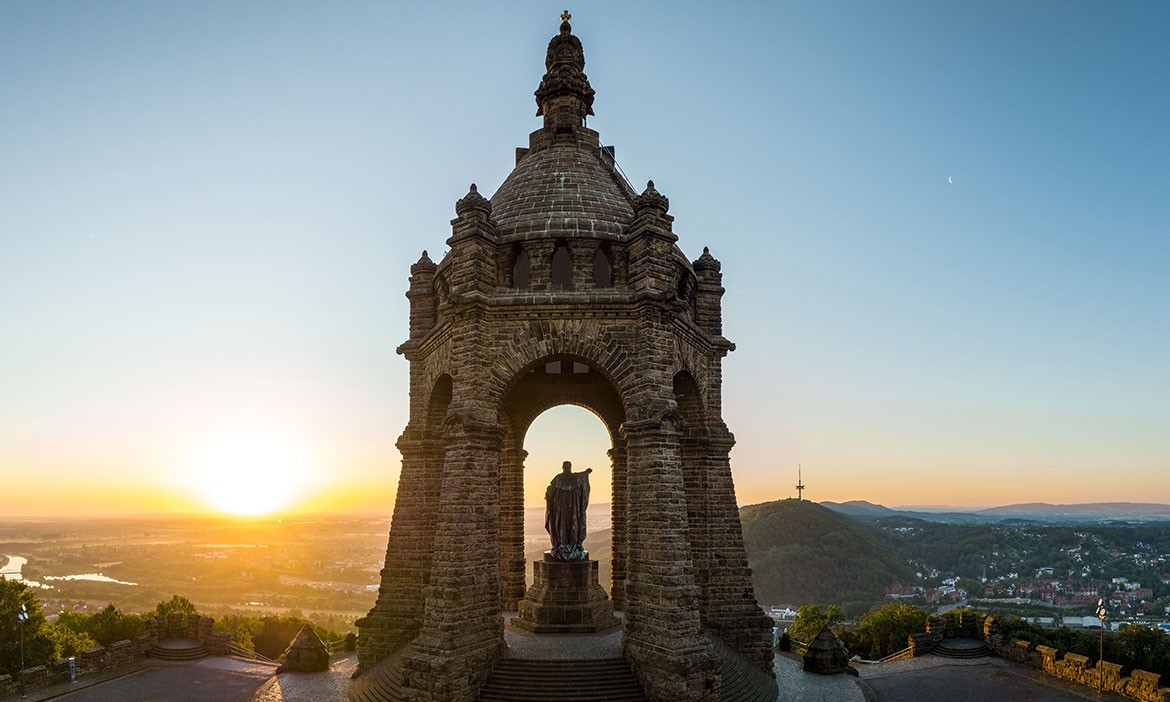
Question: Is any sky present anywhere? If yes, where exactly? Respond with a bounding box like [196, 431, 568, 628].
[1, 1, 1167, 517]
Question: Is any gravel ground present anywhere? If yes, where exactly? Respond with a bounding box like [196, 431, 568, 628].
[773, 652, 866, 702]
[251, 653, 355, 702]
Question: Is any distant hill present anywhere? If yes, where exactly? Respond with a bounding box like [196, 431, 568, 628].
[978, 502, 1170, 518]
[821, 499, 1170, 525]
[739, 499, 910, 611]
[818, 500, 899, 517]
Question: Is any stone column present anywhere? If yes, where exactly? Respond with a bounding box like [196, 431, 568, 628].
[499, 443, 528, 610]
[358, 431, 444, 672]
[622, 417, 717, 702]
[400, 417, 504, 702]
[571, 240, 598, 289]
[609, 440, 628, 610]
[527, 242, 554, 292]
[695, 432, 774, 672]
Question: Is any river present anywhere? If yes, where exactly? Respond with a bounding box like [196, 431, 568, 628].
[1, 554, 137, 588]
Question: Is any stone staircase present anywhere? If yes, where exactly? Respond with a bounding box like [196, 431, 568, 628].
[711, 637, 779, 702]
[149, 638, 209, 661]
[477, 658, 647, 702]
[351, 639, 777, 702]
[932, 637, 991, 660]
[348, 649, 407, 702]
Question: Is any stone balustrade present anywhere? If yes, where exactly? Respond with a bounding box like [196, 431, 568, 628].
[0, 612, 230, 698]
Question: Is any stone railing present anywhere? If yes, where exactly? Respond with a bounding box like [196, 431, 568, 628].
[0, 634, 153, 698]
[887, 613, 1170, 702]
[981, 617, 1170, 702]
[0, 612, 230, 699]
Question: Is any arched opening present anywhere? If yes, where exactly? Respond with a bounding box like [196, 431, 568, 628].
[592, 245, 613, 287]
[512, 245, 531, 289]
[521, 405, 613, 591]
[426, 374, 453, 433]
[496, 354, 628, 612]
[550, 240, 572, 288]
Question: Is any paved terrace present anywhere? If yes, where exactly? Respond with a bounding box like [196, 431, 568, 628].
[7, 647, 1140, 701]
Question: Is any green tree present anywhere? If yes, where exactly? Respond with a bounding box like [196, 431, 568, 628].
[0, 580, 58, 676]
[58, 605, 146, 646]
[44, 624, 96, 659]
[850, 603, 928, 659]
[155, 595, 199, 618]
[790, 604, 844, 644]
[214, 614, 262, 651]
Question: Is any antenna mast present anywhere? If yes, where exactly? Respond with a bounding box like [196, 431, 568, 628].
[795, 464, 805, 501]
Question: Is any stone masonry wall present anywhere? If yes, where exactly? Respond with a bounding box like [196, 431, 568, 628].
[0, 631, 154, 698]
[981, 616, 1170, 702]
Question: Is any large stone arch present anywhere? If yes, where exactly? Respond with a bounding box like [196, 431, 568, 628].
[495, 351, 629, 610]
[487, 319, 640, 413]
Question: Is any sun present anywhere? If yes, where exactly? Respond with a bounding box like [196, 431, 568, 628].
[186, 436, 312, 516]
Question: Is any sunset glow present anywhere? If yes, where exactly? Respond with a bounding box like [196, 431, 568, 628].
[184, 436, 313, 516]
[1, 4, 1167, 517]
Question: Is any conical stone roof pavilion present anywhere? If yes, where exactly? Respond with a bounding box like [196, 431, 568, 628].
[278, 623, 329, 673]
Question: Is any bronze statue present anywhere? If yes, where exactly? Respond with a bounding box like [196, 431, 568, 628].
[544, 460, 592, 561]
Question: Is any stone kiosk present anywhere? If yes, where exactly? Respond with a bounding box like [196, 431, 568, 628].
[354, 15, 774, 702]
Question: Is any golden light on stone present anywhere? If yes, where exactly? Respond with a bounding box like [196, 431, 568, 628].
[560, 10, 571, 22]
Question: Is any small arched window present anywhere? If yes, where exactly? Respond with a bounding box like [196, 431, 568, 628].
[550, 241, 572, 288]
[512, 247, 530, 289]
[592, 247, 613, 287]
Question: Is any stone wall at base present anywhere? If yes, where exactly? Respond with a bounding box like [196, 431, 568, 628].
[0, 613, 238, 699]
[0, 633, 154, 698]
[981, 616, 1170, 702]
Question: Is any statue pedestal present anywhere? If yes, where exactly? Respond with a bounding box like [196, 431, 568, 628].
[511, 559, 619, 634]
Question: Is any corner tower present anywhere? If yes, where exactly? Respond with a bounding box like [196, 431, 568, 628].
[354, 17, 774, 702]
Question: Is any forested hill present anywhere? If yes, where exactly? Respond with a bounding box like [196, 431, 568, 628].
[740, 499, 910, 612]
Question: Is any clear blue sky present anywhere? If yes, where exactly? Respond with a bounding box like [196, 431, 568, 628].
[1, 1, 1167, 514]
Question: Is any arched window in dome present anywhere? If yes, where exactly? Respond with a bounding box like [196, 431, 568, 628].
[512, 246, 531, 289]
[550, 241, 572, 288]
[592, 245, 613, 287]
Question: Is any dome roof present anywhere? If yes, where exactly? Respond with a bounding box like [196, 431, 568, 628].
[490, 141, 635, 243]
[487, 18, 636, 244]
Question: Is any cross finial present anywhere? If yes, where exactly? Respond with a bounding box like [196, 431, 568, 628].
[560, 10, 571, 22]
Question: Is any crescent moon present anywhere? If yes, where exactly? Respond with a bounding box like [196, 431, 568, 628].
[948, 176, 953, 184]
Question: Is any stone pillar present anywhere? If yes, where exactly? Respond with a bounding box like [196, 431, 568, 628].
[609, 441, 628, 610]
[499, 443, 527, 610]
[694, 432, 774, 672]
[622, 417, 717, 702]
[358, 431, 444, 671]
[400, 417, 503, 702]
[571, 240, 597, 289]
[528, 241, 554, 292]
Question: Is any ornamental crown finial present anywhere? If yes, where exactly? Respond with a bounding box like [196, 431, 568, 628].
[634, 180, 669, 215]
[535, 12, 594, 125]
[455, 182, 491, 219]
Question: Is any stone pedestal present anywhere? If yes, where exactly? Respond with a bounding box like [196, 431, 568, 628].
[511, 559, 619, 634]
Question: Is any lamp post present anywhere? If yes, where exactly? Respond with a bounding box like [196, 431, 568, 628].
[1096, 598, 1107, 693]
[17, 604, 29, 697]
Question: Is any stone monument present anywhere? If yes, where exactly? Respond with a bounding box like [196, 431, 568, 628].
[544, 460, 591, 561]
[354, 15, 774, 702]
[512, 461, 618, 633]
